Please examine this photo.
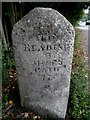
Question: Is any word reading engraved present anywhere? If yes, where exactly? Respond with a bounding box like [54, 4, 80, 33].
[22, 42, 64, 52]
[32, 59, 63, 74]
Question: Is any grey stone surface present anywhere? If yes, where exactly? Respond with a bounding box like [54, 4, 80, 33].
[12, 7, 75, 119]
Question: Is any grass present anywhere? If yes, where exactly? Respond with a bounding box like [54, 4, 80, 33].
[2, 29, 89, 119]
[0, 38, 2, 119]
[67, 59, 88, 119]
[66, 29, 89, 120]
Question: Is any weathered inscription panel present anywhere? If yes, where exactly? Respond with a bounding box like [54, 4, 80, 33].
[12, 8, 75, 119]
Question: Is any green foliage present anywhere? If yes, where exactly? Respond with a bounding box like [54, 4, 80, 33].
[2, 47, 16, 110]
[74, 32, 78, 49]
[2, 48, 16, 69]
[70, 62, 88, 119]
[67, 34, 89, 119]
[2, 48, 16, 85]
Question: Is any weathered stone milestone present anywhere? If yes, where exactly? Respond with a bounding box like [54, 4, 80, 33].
[12, 7, 75, 119]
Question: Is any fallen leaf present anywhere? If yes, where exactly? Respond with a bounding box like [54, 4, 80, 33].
[9, 100, 13, 105]
[24, 112, 29, 118]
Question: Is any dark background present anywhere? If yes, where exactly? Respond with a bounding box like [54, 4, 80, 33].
[2, 2, 89, 48]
